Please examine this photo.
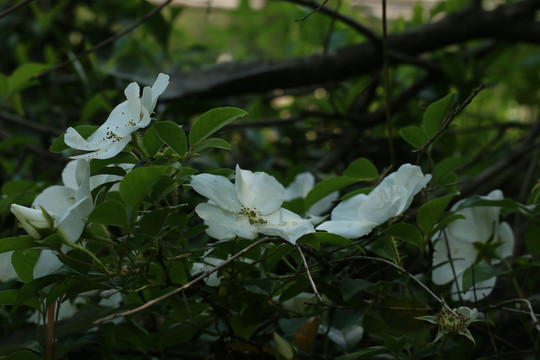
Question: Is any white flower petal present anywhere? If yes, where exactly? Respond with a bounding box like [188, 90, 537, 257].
[191, 173, 242, 212]
[235, 165, 284, 215]
[0, 252, 18, 281]
[497, 221, 514, 259]
[195, 203, 255, 240]
[64, 127, 100, 151]
[68, 135, 132, 160]
[258, 208, 315, 243]
[309, 191, 339, 217]
[284, 172, 314, 201]
[452, 276, 497, 302]
[330, 194, 369, 222]
[316, 219, 377, 239]
[57, 195, 93, 242]
[141, 73, 170, 114]
[10, 204, 49, 239]
[62, 160, 79, 190]
[33, 186, 75, 220]
[33, 250, 63, 278]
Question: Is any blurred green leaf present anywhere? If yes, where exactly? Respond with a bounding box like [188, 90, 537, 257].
[399, 126, 429, 149]
[297, 232, 352, 251]
[0, 237, 38, 253]
[12, 249, 40, 282]
[525, 222, 540, 255]
[343, 158, 378, 180]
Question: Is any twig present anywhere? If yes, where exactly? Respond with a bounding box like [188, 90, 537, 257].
[333, 255, 459, 317]
[282, 0, 380, 47]
[0, 111, 62, 137]
[0, 0, 34, 20]
[296, 244, 325, 303]
[416, 84, 486, 157]
[295, 0, 328, 21]
[32, 0, 173, 80]
[382, 0, 394, 165]
[487, 299, 540, 332]
[93, 238, 270, 324]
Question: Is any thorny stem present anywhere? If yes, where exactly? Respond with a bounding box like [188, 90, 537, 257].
[93, 238, 271, 324]
[487, 299, 540, 332]
[296, 244, 325, 303]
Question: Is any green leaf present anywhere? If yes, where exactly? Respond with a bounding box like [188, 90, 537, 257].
[0, 237, 38, 253]
[142, 126, 164, 158]
[343, 158, 378, 180]
[188, 107, 247, 147]
[434, 156, 470, 185]
[0, 290, 40, 309]
[191, 138, 231, 153]
[461, 263, 504, 293]
[399, 126, 429, 149]
[59, 249, 92, 274]
[49, 125, 98, 153]
[382, 223, 423, 246]
[297, 232, 352, 251]
[8, 62, 48, 95]
[525, 222, 540, 255]
[423, 92, 456, 137]
[305, 177, 357, 211]
[336, 348, 387, 360]
[139, 208, 169, 236]
[119, 166, 169, 207]
[153, 121, 188, 157]
[89, 199, 128, 229]
[12, 249, 40, 282]
[340, 278, 377, 301]
[0, 350, 43, 360]
[274, 333, 294, 360]
[417, 194, 455, 235]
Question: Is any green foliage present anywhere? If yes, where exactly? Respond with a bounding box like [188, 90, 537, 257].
[0, 0, 539, 359]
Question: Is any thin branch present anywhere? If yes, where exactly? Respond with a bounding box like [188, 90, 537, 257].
[0, 0, 34, 20]
[416, 84, 486, 157]
[281, 0, 380, 47]
[296, 244, 325, 303]
[487, 299, 540, 332]
[33, 0, 173, 80]
[0, 111, 62, 137]
[334, 255, 459, 317]
[93, 238, 270, 325]
[295, 0, 328, 22]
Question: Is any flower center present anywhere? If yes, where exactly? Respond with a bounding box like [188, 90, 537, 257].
[241, 206, 267, 225]
[436, 309, 468, 333]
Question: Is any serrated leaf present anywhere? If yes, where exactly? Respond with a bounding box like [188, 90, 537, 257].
[343, 158, 378, 180]
[423, 92, 456, 137]
[119, 166, 168, 207]
[153, 121, 188, 157]
[382, 223, 423, 246]
[189, 107, 247, 147]
[399, 126, 429, 149]
[305, 177, 357, 211]
[417, 194, 455, 235]
[89, 199, 128, 228]
[191, 138, 231, 153]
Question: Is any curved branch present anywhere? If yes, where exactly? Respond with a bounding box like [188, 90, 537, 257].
[149, 0, 539, 101]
